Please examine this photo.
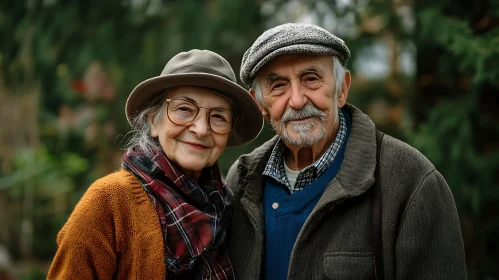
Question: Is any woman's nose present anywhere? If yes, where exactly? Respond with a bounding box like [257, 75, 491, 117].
[188, 111, 211, 137]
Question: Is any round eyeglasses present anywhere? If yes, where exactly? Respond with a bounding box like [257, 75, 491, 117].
[165, 98, 233, 134]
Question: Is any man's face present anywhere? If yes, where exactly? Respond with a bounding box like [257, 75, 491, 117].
[253, 54, 348, 147]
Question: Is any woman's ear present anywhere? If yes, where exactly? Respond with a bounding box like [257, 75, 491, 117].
[149, 114, 159, 137]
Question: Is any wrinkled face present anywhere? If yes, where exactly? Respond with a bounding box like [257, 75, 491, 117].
[254, 54, 347, 147]
[149, 86, 231, 177]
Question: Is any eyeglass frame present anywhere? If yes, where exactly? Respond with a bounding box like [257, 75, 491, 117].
[164, 98, 235, 135]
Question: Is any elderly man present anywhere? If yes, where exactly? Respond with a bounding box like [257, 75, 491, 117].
[226, 23, 466, 280]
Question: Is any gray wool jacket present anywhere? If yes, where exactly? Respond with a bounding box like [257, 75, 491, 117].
[226, 104, 466, 280]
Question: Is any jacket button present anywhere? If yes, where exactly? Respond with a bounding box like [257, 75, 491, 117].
[272, 202, 279, 209]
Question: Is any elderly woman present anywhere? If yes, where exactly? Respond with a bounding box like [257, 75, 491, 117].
[47, 50, 263, 280]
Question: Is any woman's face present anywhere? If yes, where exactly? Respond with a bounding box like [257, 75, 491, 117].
[149, 86, 231, 179]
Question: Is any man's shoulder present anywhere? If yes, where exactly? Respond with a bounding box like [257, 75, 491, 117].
[381, 134, 434, 168]
[231, 135, 279, 170]
[379, 134, 437, 187]
[226, 136, 279, 194]
[345, 103, 434, 173]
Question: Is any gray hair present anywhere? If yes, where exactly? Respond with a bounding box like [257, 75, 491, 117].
[124, 92, 168, 158]
[251, 56, 346, 106]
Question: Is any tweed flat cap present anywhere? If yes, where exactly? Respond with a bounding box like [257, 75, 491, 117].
[240, 23, 351, 87]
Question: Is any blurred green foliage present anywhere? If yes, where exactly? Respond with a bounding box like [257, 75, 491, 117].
[0, 0, 498, 279]
[411, 0, 499, 277]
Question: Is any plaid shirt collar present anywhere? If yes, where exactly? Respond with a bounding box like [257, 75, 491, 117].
[263, 110, 347, 193]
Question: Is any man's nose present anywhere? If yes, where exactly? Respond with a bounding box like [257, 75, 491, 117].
[288, 82, 307, 110]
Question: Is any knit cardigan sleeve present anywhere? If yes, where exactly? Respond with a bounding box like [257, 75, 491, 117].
[47, 172, 130, 279]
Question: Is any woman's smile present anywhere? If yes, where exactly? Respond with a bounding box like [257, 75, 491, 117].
[180, 140, 210, 150]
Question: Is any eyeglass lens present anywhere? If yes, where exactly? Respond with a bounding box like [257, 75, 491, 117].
[166, 98, 232, 134]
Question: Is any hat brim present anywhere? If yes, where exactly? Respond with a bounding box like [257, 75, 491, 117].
[126, 72, 263, 147]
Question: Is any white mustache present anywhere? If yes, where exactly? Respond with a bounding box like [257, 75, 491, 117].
[280, 103, 327, 123]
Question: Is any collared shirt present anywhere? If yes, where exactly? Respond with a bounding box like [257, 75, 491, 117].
[263, 110, 347, 193]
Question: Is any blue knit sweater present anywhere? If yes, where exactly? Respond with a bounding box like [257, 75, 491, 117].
[262, 116, 351, 280]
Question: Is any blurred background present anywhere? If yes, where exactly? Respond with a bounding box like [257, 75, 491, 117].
[0, 0, 498, 279]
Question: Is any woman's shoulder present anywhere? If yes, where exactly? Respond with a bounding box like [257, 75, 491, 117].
[89, 168, 136, 190]
[85, 168, 146, 203]
[92, 168, 137, 187]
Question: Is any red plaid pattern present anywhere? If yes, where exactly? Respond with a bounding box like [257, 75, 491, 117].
[122, 147, 234, 279]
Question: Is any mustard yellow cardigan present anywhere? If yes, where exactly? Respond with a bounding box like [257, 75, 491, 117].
[48, 169, 166, 279]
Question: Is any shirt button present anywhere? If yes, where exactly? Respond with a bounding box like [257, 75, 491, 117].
[272, 202, 279, 209]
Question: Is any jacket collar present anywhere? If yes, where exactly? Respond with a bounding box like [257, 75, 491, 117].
[238, 104, 377, 205]
[238, 135, 279, 203]
[335, 103, 377, 196]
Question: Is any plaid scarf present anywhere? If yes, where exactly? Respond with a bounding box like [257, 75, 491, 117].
[122, 147, 234, 280]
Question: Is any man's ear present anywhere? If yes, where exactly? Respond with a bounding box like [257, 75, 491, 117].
[249, 88, 271, 121]
[148, 114, 159, 137]
[337, 70, 351, 108]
